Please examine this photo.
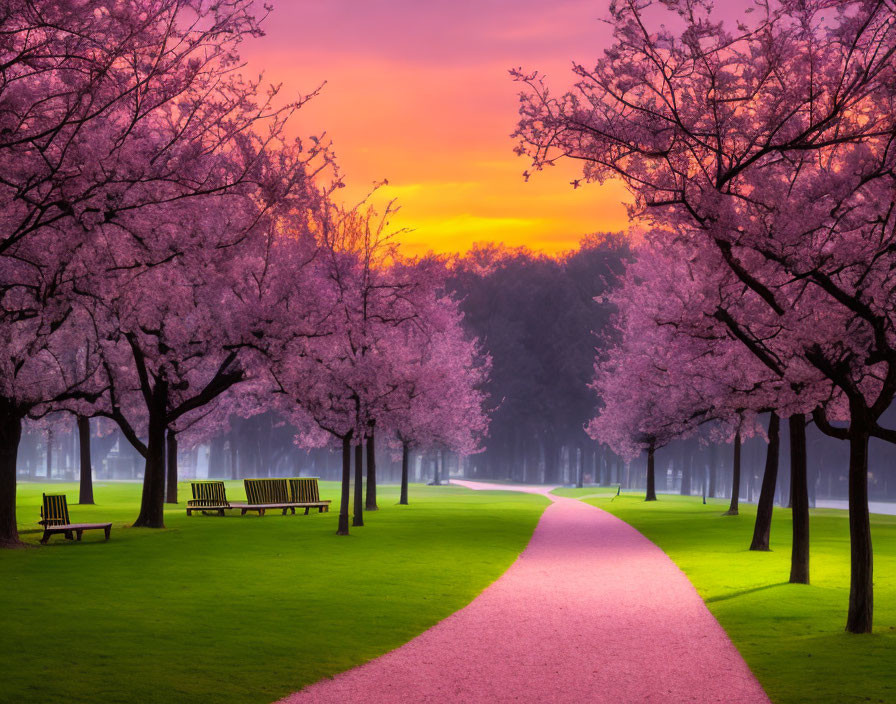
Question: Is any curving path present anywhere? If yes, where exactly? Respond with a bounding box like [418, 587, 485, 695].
[279, 481, 769, 704]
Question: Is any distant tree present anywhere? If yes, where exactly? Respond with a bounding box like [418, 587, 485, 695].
[588, 241, 772, 501]
[379, 281, 490, 505]
[589, 237, 816, 581]
[268, 205, 484, 534]
[449, 236, 627, 483]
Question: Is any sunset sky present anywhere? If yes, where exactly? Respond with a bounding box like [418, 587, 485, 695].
[242, 1, 631, 256]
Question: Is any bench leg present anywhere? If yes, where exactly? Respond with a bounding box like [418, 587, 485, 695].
[64, 531, 74, 541]
[259, 508, 266, 517]
[241, 508, 248, 516]
[40, 531, 51, 545]
[281, 508, 288, 516]
[304, 507, 310, 515]
[76, 530, 83, 541]
[186, 508, 192, 516]
[218, 509, 225, 516]
[104, 526, 111, 540]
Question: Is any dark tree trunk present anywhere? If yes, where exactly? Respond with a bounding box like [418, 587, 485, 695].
[708, 444, 718, 498]
[133, 426, 166, 527]
[399, 442, 410, 505]
[365, 430, 378, 511]
[725, 431, 742, 515]
[750, 412, 780, 551]
[337, 434, 351, 535]
[576, 446, 584, 488]
[846, 420, 873, 633]
[646, 443, 657, 501]
[165, 430, 178, 504]
[433, 450, 441, 485]
[77, 415, 94, 505]
[353, 441, 364, 527]
[0, 404, 23, 547]
[789, 414, 810, 585]
[133, 384, 167, 528]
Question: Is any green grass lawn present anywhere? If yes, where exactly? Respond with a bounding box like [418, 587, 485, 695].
[552, 486, 621, 500]
[2, 481, 547, 704]
[557, 488, 896, 704]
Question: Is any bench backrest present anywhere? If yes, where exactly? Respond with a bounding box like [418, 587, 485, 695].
[244, 478, 289, 504]
[288, 477, 322, 503]
[41, 493, 70, 526]
[190, 481, 228, 505]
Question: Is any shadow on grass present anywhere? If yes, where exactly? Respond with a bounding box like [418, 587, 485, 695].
[706, 582, 790, 604]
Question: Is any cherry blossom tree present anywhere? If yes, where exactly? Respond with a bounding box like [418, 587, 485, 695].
[0, 1, 324, 542]
[265, 205, 419, 534]
[587, 240, 772, 502]
[265, 204, 490, 532]
[515, 0, 896, 633]
[377, 283, 490, 506]
[88, 137, 325, 528]
[589, 235, 825, 580]
[0, 0, 295, 257]
[0, 0, 334, 540]
[0, 305, 104, 544]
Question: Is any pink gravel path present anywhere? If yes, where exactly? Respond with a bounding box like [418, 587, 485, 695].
[279, 481, 770, 704]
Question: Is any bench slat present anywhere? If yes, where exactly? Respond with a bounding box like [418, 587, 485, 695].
[44, 523, 112, 531]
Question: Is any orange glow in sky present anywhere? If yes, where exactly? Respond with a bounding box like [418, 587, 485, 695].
[242, 1, 629, 256]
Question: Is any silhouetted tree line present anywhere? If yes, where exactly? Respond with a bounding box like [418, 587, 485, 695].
[15, 411, 460, 489]
[585, 413, 896, 504]
[446, 235, 629, 484]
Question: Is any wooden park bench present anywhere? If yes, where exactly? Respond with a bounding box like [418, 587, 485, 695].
[236, 478, 297, 516]
[185, 478, 330, 517]
[39, 494, 112, 544]
[287, 477, 331, 514]
[186, 481, 233, 516]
